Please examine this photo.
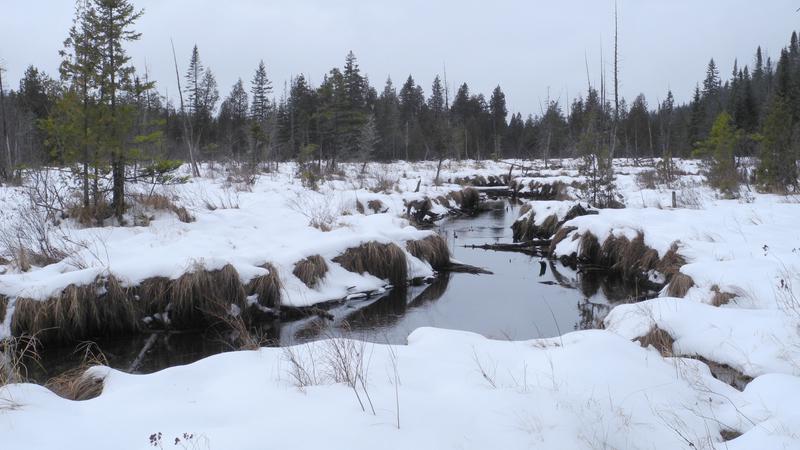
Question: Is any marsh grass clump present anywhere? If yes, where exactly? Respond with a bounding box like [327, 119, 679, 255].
[367, 199, 384, 213]
[246, 262, 282, 309]
[528, 180, 569, 200]
[666, 273, 695, 298]
[710, 285, 736, 306]
[333, 241, 408, 286]
[636, 326, 675, 357]
[9, 298, 44, 339]
[87, 276, 138, 337]
[11, 276, 138, 342]
[406, 234, 450, 269]
[170, 263, 247, 328]
[613, 233, 659, 280]
[548, 226, 577, 257]
[459, 187, 481, 212]
[577, 232, 602, 263]
[293, 255, 329, 288]
[537, 214, 560, 239]
[135, 276, 172, 319]
[45, 343, 106, 401]
[132, 193, 194, 223]
[447, 190, 463, 207]
[0, 296, 7, 324]
[656, 243, 687, 278]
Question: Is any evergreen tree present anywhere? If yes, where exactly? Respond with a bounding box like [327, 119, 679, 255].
[87, 0, 145, 220]
[398, 75, 424, 159]
[489, 85, 507, 158]
[375, 77, 401, 160]
[357, 114, 378, 172]
[758, 96, 797, 190]
[687, 85, 705, 151]
[250, 60, 272, 122]
[695, 112, 740, 196]
[185, 45, 204, 116]
[219, 79, 249, 159]
[703, 58, 721, 98]
[340, 51, 367, 153]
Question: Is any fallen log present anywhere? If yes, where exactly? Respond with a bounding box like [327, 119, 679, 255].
[443, 262, 493, 275]
[462, 240, 551, 256]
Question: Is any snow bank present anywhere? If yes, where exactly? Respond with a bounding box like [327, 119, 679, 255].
[4, 327, 793, 449]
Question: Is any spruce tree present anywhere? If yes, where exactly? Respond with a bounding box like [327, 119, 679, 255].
[758, 96, 796, 190]
[695, 112, 740, 196]
[58, 0, 100, 207]
[87, 0, 144, 221]
[489, 85, 507, 158]
[250, 60, 272, 123]
[185, 45, 204, 116]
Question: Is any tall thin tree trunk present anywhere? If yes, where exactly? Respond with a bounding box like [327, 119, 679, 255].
[108, 8, 125, 222]
[82, 75, 90, 208]
[171, 39, 200, 177]
[0, 67, 11, 180]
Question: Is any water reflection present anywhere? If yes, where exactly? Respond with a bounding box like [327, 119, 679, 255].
[30, 199, 652, 381]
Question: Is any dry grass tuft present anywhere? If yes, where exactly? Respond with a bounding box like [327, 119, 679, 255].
[720, 430, 743, 442]
[406, 234, 450, 269]
[11, 276, 138, 342]
[577, 232, 601, 263]
[656, 243, 687, 277]
[538, 214, 560, 239]
[615, 233, 659, 279]
[293, 255, 329, 288]
[367, 199, 384, 213]
[333, 241, 408, 286]
[136, 276, 172, 319]
[9, 298, 45, 338]
[511, 211, 533, 242]
[133, 193, 194, 223]
[97, 276, 138, 336]
[666, 273, 695, 298]
[46, 366, 105, 401]
[45, 343, 106, 401]
[0, 296, 7, 324]
[246, 263, 282, 309]
[512, 212, 560, 242]
[710, 285, 736, 306]
[548, 226, 577, 256]
[528, 181, 569, 200]
[447, 190, 463, 207]
[170, 263, 247, 328]
[459, 187, 480, 211]
[636, 326, 675, 356]
[0, 334, 40, 387]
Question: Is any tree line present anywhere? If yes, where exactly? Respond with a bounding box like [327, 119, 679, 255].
[0, 1, 799, 219]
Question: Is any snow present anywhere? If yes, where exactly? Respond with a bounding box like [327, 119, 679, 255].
[0, 163, 471, 321]
[3, 158, 800, 448]
[3, 327, 792, 449]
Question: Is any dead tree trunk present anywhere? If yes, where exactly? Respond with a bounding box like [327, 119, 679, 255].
[171, 39, 200, 177]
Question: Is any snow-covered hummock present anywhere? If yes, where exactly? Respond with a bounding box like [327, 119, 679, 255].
[0, 162, 503, 338]
[540, 159, 800, 367]
[3, 327, 798, 450]
[515, 200, 591, 226]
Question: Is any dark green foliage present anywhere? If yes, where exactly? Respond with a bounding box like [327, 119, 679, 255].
[695, 112, 740, 196]
[758, 96, 797, 191]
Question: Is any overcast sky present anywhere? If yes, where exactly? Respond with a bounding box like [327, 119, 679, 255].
[2, 0, 799, 116]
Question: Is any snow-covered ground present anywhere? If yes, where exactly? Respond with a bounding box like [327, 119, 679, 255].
[2, 158, 800, 449]
[4, 327, 798, 450]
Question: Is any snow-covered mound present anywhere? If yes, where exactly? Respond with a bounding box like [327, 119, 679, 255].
[3, 327, 796, 449]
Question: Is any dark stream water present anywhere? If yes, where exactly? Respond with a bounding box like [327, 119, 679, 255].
[30, 201, 649, 381]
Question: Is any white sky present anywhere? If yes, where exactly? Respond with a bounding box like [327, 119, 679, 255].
[2, 0, 799, 116]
